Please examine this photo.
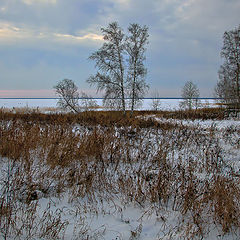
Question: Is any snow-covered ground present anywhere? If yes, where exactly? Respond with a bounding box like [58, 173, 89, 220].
[150, 116, 240, 129]
[0, 98, 59, 109]
[0, 104, 239, 240]
[50, 118, 239, 240]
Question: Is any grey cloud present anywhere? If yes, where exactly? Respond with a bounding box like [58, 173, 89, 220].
[0, 0, 239, 97]
[0, 0, 101, 33]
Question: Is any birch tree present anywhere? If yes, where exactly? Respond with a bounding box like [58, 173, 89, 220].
[80, 92, 98, 111]
[88, 22, 149, 114]
[180, 81, 200, 110]
[87, 22, 126, 113]
[215, 25, 240, 109]
[126, 24, 149, 113]
[150, 90, 161, 111]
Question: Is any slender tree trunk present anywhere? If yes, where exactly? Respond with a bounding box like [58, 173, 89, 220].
[131, 58, 138, 115]
[117, 46, 126, 115]
[131, 80, 135, 113]
[236, 69, 240, 108]
[121, 80, 126, 114]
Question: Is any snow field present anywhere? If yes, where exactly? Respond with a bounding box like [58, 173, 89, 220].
[0, 111, 239, 239]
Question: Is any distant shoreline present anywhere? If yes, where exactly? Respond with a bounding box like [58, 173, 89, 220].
[0, 97, 222, 100]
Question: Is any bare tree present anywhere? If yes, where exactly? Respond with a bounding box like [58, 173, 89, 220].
[150, 90, 161, 111]
[215, 25, 240, 109]
[87, 22, 126, 113]
[87, 22, 149, 114]
[80, 92, 98, 111]
[126, 23, 149, 113]
[54, 79, 80, 113]
[180, 81, 200, 110]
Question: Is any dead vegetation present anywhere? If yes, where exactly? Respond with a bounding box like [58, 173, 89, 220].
[0, 108, 239, 239]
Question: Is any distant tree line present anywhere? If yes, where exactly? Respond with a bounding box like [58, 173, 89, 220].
[54, 23, 240, 114]
[54, 22, 149, 114]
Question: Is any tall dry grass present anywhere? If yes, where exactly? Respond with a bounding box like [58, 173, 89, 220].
[0, 108, 239, 239]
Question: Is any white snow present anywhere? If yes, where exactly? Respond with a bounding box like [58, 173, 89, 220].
[0, 99, 239, 239]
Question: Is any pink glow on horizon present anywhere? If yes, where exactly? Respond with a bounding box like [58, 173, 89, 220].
[0, 90, 56, 98]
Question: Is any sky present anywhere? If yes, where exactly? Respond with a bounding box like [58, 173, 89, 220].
[0, 0, 239, 98]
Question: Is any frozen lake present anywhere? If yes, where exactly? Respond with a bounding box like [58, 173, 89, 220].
[0, 98, 218, 111]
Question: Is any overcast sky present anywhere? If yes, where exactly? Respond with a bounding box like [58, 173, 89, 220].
[0, 0, 239, 97]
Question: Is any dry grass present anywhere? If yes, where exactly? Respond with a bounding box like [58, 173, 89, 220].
[0, 108, 239, 239]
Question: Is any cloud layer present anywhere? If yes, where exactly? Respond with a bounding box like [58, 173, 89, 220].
[0, 0, 239, 97]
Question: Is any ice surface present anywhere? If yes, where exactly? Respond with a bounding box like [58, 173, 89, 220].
[0, 98, 218, 111]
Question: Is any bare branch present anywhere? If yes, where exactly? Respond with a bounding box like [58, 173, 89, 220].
[54, 79, 80, 113]
[215, 24, 240, 109]
[180, 81, 200, 110]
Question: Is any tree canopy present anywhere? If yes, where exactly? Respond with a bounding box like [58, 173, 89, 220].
[87, 22, 149, 114]
[180, 81, 200, 110]
[215, 25, 240, 109]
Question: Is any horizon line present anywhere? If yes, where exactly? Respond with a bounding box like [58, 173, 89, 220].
[0, 97, 222, 100]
